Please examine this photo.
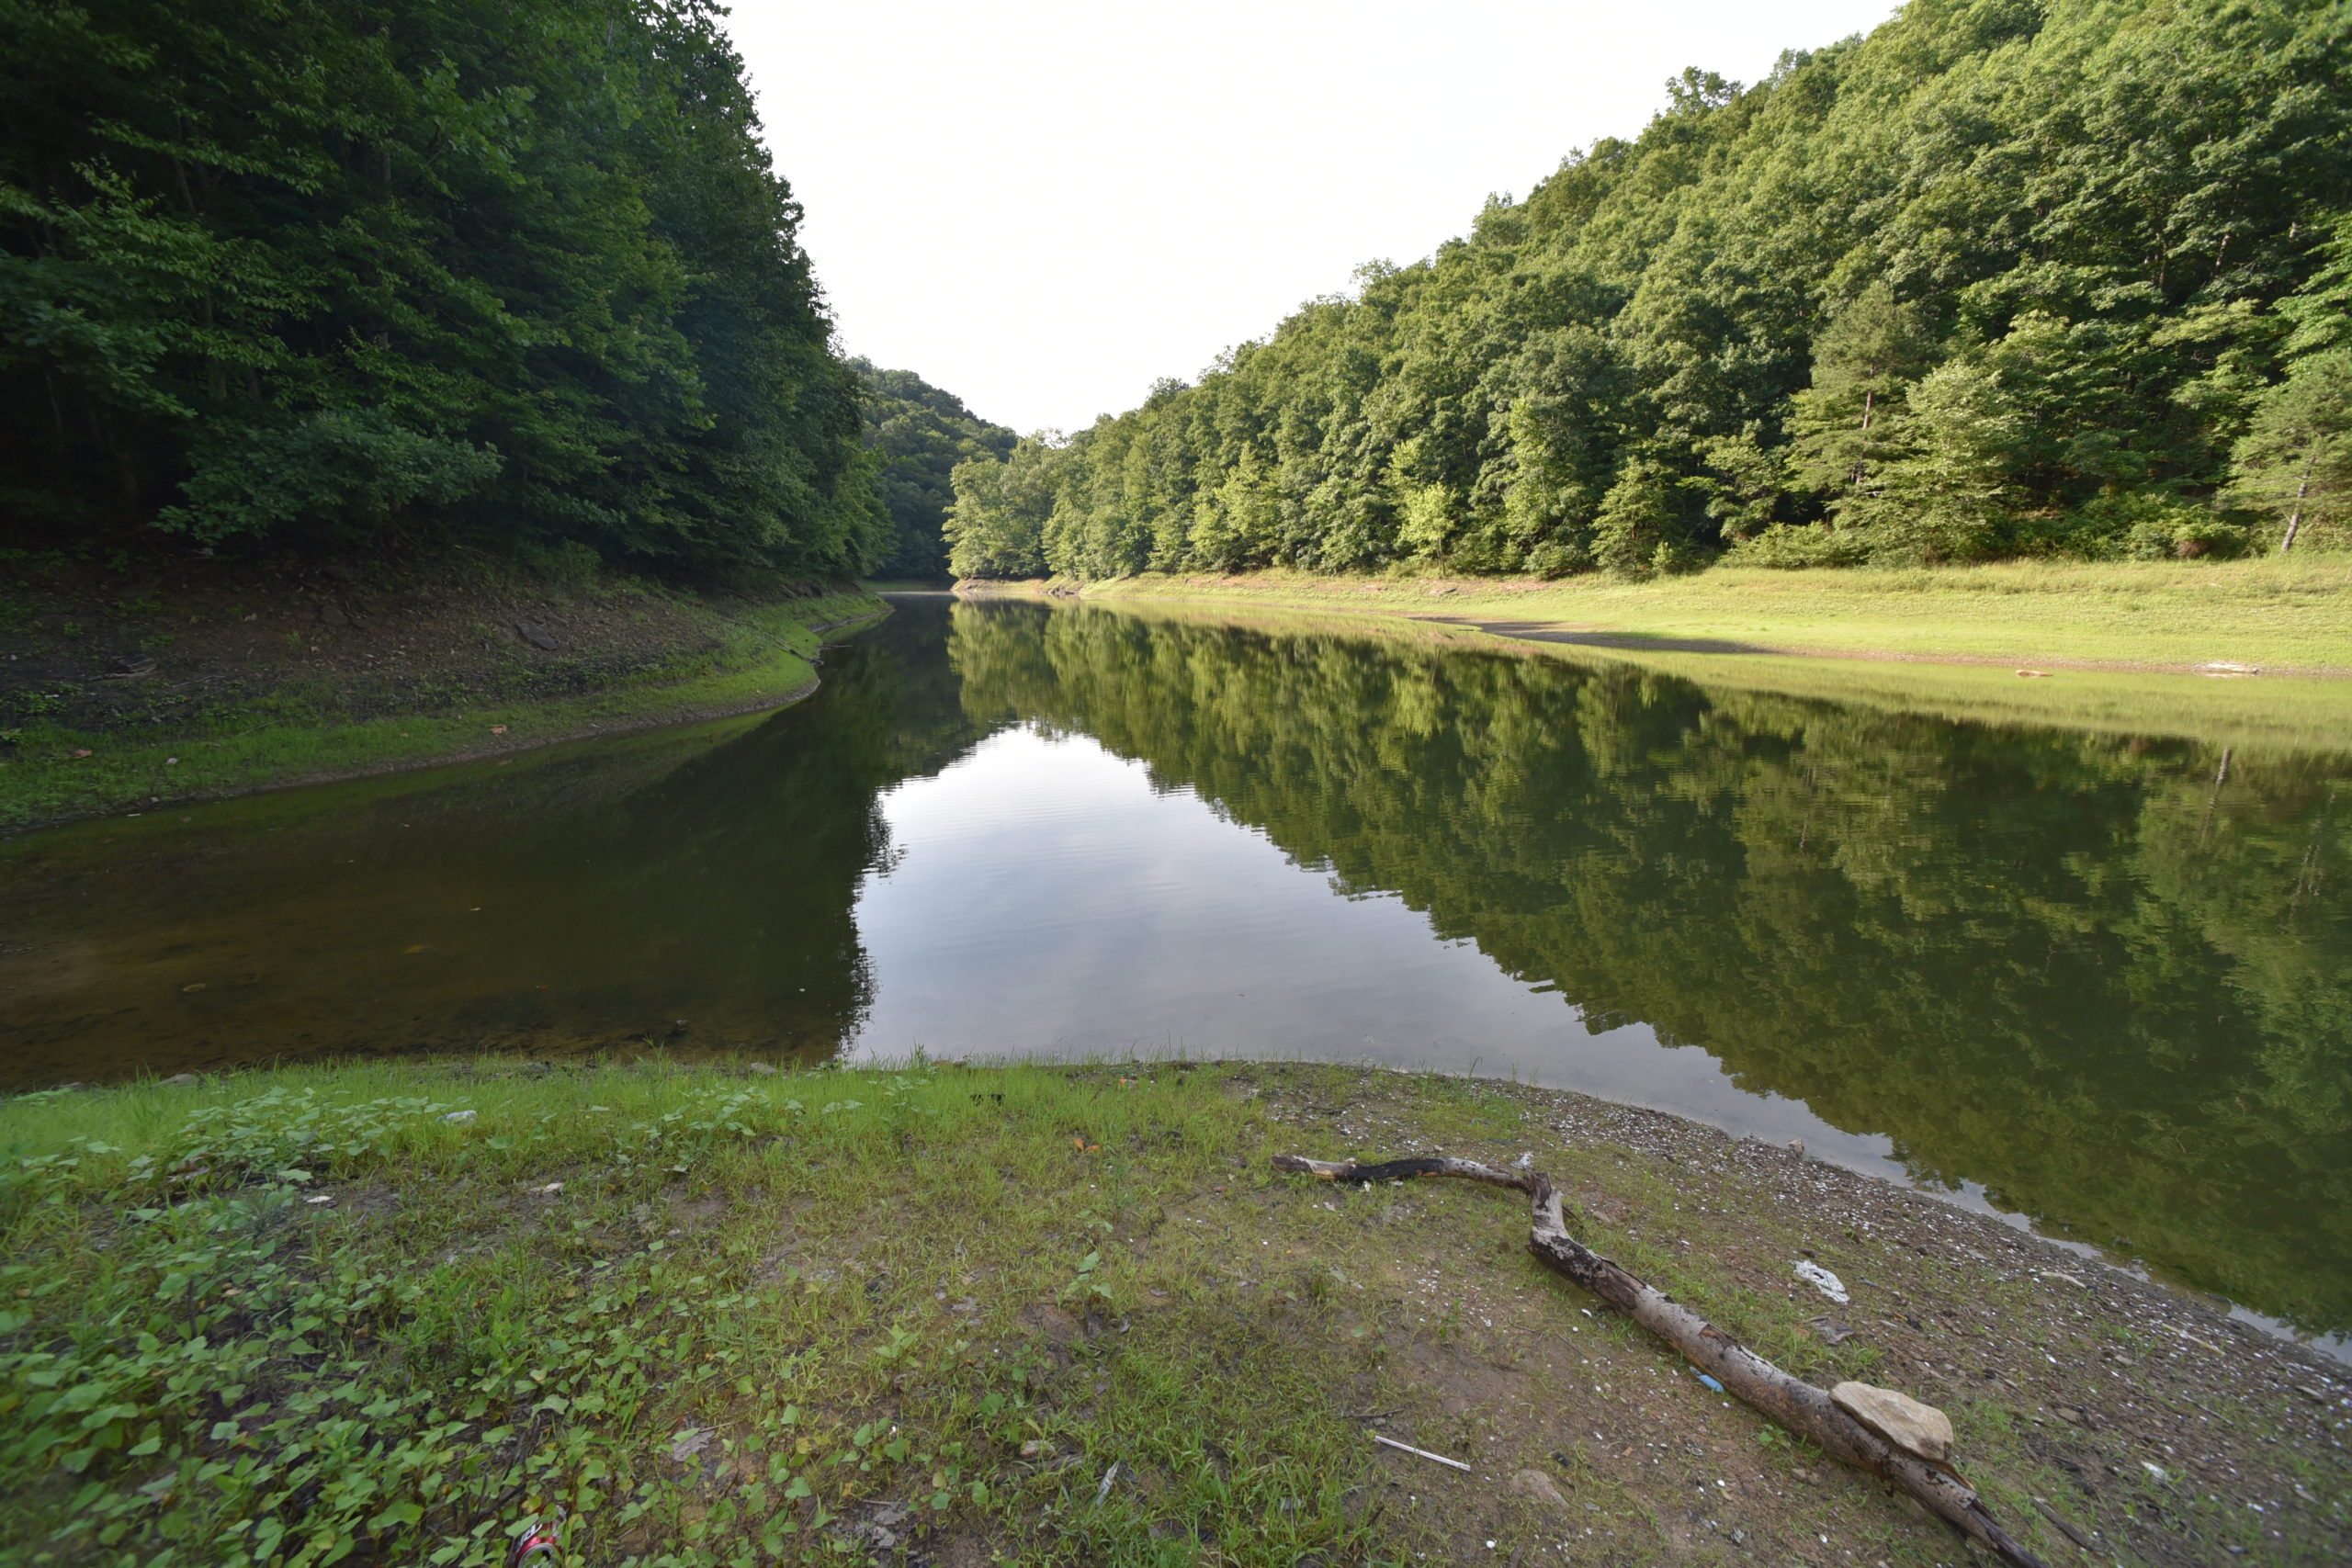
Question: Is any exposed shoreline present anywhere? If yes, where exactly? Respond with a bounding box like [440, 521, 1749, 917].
[956, 560, 2352, 676]
[4, 1056, 2342, 1564]
[953, 571, 2352, 751]
[0, 564, 889, 833]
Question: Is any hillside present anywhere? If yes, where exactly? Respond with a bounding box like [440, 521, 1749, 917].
[855, 361, 1018, 581]
[1, 0, 883, 579]
[946, 0, 2352, 581]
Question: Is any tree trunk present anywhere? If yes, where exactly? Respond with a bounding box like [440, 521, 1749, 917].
[2279, 454, 2312, 554]
[1272, 1153, 2051, 1568]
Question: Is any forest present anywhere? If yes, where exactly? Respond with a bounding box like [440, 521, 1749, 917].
[947, 0, 2352, 580]
[854, 360, 1016, 581]
[0, 0, 888, 580]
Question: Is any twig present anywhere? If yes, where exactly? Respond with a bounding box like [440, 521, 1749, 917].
[1372, 1434, 1471, 1472]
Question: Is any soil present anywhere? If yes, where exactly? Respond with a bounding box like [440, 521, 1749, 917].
[0, 552, 853, 748]
[1133, 1066, 2349, 1566]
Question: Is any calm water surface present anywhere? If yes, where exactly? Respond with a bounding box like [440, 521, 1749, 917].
[4, 596, 2347, 1339]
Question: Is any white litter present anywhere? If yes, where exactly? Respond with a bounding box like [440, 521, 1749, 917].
[1374, 1435, 1471, 1472]
[1794, 1261, 1849, 1303]
[442, 1110, 476, 1123]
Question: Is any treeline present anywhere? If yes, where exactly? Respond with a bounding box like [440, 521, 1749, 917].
[948, 0, 2352, 580]
[947, 601, 2352, 1328]
[1, 0, 886, 580]
[854, 361, 1016, 580]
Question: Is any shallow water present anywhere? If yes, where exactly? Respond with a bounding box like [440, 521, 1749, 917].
[4, 595, 2347, 1337]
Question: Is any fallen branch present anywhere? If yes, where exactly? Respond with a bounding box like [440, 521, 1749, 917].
[1273, 1154, 2049, 1568]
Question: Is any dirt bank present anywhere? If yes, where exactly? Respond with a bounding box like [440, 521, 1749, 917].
[0, 551, 884, 829]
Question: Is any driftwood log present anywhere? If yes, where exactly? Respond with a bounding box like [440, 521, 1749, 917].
[1273, 1153, 2049, 1568]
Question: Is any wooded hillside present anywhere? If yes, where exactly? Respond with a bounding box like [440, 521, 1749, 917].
[1, 0, 887, 579]
[948, 0, 2352, 580]
[855, 360, 1015, 581]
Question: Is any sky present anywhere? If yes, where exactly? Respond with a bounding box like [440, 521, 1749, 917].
[729, 1, 1902, 435]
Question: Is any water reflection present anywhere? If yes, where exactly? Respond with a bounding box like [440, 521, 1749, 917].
[0, 594, 2345, 1335]
[0, 614, 990, 1078]
[935, 600, 2352, 1334]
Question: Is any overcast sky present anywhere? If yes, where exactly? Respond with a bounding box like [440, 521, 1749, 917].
[729, 1, 1900, 435]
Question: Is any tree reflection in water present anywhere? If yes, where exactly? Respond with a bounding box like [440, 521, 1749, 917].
[947, 599, 2352, 1335]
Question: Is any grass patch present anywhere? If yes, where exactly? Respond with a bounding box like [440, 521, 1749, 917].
[3, 1060, 2338, 1565]
[0, 592, 884, 831]
[1051, 558, 2352, 675]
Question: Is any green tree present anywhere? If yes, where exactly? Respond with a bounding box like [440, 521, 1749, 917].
[944, 436, 1058, 578]
[0, 0, 886, 578]
[2231, 350, 2352, 552]
[944, 0, 2352, 579]
[854, 360, 1015, 580]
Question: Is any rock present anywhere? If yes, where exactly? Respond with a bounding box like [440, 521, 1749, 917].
[668, 1427, 711, 1463]
[316, 602, 348, 626]
[107, 653, 157, 677]
[1830, 1381, 1953, 1463]
[161, 1072, 199, 1088]
[1507, 1469, 1574, 1515]
[514, 621, 560, 650]
[745, 1061, 777, 1075]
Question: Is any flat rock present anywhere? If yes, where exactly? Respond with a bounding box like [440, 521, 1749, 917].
[514, 620, 559, 650]
[1831, 1381, 1953, 1463]
[1507, 1468, 1573, 1514]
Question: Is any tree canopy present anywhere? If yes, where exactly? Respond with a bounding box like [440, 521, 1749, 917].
[948, 0, 2352, 580]
[1, 0, 888, 579]
[853, 360, 1014, 581]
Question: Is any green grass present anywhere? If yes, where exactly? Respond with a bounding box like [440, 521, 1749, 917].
[2, 1059, 2333, 1566]
[1063, 557, 2352, 674]
[0, 592, 885, 832]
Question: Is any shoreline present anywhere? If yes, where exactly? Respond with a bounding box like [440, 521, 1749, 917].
[5, 1056, 2342, 1564]
[956, 559, 2352, 675]
[0, 580, 889, 835]
[954, 575, 2352, 752]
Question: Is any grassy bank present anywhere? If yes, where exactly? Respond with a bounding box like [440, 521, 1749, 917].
[1019, 558, 2352, 675]
[1007, 595, 2352, 753]
[4, 1059, 2342, 1566]
[0, 565, 885, 831]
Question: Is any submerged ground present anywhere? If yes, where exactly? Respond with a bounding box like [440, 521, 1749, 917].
[4, 1060, 2344, 1567]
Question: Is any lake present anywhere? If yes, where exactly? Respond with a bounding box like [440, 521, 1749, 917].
[3, 593, 2346, 1342]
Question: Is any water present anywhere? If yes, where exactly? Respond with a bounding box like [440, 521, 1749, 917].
[3, 595, 2347, 1340]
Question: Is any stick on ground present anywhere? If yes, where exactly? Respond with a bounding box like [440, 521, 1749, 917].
[1272, 1153, 2050, 1568]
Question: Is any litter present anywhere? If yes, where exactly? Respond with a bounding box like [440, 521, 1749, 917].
[442, 1110, 477, 1123]
[1692, 1371, 1725, 1393]
[1794, 1260, 1849, 1303]
[1092, 1461, 1119, 1506]
[1373, 1434, 1471, 1472]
